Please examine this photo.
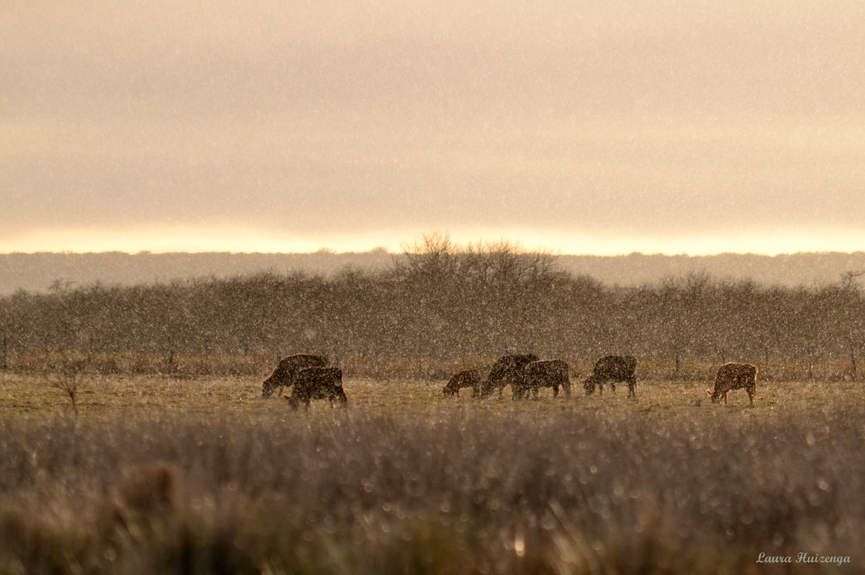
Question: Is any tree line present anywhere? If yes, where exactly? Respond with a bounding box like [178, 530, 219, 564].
[1, 236, 863, 379]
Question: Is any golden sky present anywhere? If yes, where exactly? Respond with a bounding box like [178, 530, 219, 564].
[2, 0, 864, 255]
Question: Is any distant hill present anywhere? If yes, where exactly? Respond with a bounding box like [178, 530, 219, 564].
[555, 252, 865, 288]
[0, 251, 395, 295]
[2, 251, 865, 295]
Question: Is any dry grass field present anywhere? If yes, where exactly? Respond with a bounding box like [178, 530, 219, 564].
[3, 369, 858, 420]
[1, 370, 864, 574]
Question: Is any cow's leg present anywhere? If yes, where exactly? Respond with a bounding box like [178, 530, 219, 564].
[552, 384, 559, 398]
[628, 377, 637, 398]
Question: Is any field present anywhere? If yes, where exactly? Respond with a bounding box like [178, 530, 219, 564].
[1, 370, 864, 574]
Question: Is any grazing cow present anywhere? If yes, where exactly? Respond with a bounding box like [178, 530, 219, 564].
[284, 367, 347, 410]
[583, 355, 638, 398]
[707, 362, 757, 405]
[480, 354, 539, 399]
[443, 369, 482, 398]
[262, 354, 329, 398]
[521, 359, 571, 399]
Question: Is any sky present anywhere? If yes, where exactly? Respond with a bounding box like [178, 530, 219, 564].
[2, 0, 864, 256]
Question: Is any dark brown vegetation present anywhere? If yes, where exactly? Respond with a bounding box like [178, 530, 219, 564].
[583, 355, 638, 397]
[0, 373, 863, 574]
[708, 362, 759, 405]
[283, 366, 347, 410]
[442, 369, 482, 398]
[2, 236, 865, 383]
[262, 353, 330, 398]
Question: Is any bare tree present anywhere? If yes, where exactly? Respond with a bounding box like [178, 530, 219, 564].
[47, 358, 88, 419]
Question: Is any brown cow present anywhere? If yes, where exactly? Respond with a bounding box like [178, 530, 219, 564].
[283, 367, 347, 410]
[707, 362, 757, 405]
[443, 369, 482, 398]
[262, 354, 329, 398]
[583, 355, 638, 398]
[520, 359, 571, 399]
[480, 354, 540, 399]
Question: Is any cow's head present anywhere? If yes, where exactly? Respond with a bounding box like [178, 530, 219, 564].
[583, 377, 597, 396]
[333, 386, 348, 407]
[262, 375, 280, 398]
[706, 388, 723, 403]
[442, 379, 461, 397]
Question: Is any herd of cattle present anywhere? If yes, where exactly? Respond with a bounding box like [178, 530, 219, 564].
[263, 353, 759, 410]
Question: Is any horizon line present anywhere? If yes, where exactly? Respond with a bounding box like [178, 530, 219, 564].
[4, 225, 865, 258]
[3, 249, 865, 258]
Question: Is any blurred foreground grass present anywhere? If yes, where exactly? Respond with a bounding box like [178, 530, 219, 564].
[1, 373, 864, 574]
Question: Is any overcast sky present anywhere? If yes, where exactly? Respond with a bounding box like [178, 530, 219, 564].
[2, 0, 864, 255]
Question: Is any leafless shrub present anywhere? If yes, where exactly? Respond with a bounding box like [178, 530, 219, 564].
[45, 357, 90, 419]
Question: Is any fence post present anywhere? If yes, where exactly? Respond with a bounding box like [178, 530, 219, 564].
[808, 347, 814, 381]
[850, 344, 857, 381]
[2, 336, 7, 370]
[674, 346, 680, 375]
[417, 336, 423, 380]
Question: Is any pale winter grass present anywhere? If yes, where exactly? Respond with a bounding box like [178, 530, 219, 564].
[0, 373, 864, 573]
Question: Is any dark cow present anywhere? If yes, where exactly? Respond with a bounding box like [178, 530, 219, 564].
[283, 367, 347, 410]
[583, 355, 638, 398]
[443, 369, 482, 398]
[480, 354, 539, 399]
[521, 359, 571, 399]
[707, 362, 757, 405]
[262, 354, 329, 398]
